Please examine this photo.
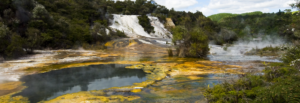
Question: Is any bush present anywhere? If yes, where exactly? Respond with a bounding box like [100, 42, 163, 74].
[24, 27, 42, 53]
[109, 29, 127, 39]
[204, 46, 300, 102]
[5, 34, 26, 58]
[282, 46, 300, 63]
[138, 14, 154, 34]
[172, 26, 209, 58]
[204, 64, 300, 103]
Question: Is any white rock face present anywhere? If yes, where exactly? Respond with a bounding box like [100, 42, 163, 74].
[106, 28, 110, 35]
[148, 16, 172, 38]
[109, 14, 172, 39]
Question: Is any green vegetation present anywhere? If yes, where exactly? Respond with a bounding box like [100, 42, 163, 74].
[0, 0, 217, 59]
[205, 66, 300, 103]
[208, 11, 263, 23]
[170, 11, 219, 58]
[208, 13, 238, 23]
[282, 46, 300, 64]
[204, 45, 300, 102]
[245, 46, 285, 56]
[205, 2, 300, 102]
[205, 43, 300, 103]
[138, 14, 154, 34]
[0, 0, 125, 58]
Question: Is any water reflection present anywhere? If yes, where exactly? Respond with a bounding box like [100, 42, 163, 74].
[135, 73, 238, 102]
[14, 64, 146, 103]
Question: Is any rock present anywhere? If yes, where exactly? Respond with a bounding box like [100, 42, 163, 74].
[165, 18, 175, 28]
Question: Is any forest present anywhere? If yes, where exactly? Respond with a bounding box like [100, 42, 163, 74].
[0, 0, 218, 59]
[208, 9, 300, 44]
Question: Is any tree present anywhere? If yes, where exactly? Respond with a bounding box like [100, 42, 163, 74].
[290, 0, 300, 11]
[0, 0, 12, 12]
[135, 0, 147, 7]
[284, 9, 292, 14]
[168, 8, 176, 17]
[5, 33, 25, 58]
[32, 4, 50, 20]
[107, 6, 116, 14]
[0, 23, 10, 55]
[24, 28, 42, 53]
[90, 22, 107, 43]
[172, 26, 209, 58]
[139, 5, 150, 15]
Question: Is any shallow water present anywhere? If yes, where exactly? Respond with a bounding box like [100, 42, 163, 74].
[209, 44, 281, 62]
[135, 74, 238, 102]
[13, 64, 146, 103]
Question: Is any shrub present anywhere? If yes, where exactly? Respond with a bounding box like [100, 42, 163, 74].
[24, 27, 42, 53]
[172, 26, 209, 58]
[282, 46, 300, 63]
[204, 64, 300, 103]
[138, 14, 154, 34]
[5, 34, 26, 58]
[204, 46, 300, 103]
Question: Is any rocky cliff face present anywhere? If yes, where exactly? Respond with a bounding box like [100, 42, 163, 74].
[165, 18, 175, 28]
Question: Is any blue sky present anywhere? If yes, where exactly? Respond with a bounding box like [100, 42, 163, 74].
[154, 0, 298, 16]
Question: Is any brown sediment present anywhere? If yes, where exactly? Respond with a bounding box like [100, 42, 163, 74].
[0, 82, 26, 96]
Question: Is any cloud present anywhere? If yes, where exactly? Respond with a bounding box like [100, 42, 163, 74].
[114, 0, 296, 16]
[192, 0, 296, 16]
[155, 0, 198, 9]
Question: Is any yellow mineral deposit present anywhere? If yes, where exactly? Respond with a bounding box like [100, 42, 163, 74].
[43, 91, 140, 103]
[0, 82, 29, 103]
[13, 51, 246, 103]
[131, 89, 142, 93]
[187, 76, 204, 80]
[0, 95, 29, 103]
[104, 41, 115, 47]
[127, 39, 138, 47]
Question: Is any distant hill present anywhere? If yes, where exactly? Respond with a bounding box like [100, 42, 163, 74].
[208, 11, 263, 23]
[208, 13, 238, 23]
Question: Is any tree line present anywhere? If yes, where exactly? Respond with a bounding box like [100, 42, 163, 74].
[0, 0, 220, 59]
[204, 1, 300, 102]
[208, 9, 300, 44]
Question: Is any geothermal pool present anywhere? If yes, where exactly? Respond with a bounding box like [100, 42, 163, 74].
[13, 64, 146, 103]
[0, 38, 284, 103]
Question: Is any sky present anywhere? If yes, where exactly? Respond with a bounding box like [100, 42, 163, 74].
[154, 0, 298, 16]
